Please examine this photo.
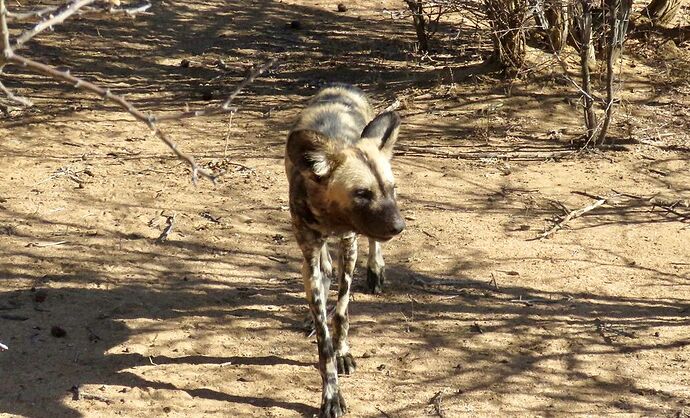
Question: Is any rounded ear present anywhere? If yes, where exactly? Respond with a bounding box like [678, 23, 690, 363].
[286, 130, 334, 178]
[360, 111, 401, 158]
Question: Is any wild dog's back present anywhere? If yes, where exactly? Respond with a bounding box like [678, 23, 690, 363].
[292, 84, 374, 145]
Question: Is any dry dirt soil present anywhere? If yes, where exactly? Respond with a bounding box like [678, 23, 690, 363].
[1, 0, 689, 417]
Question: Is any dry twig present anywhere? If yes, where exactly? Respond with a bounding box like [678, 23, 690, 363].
[376, 406, 394, 418]
[430, 390, 446, 418]
[533, 197, 608, 240]
[156, 214, 175, 243]
[382, 98, 402, 113]
[70, 385, 112, 404]
[612, 190, 690, 221]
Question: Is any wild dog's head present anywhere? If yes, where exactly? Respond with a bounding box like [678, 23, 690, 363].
[287, 112, 405, 241]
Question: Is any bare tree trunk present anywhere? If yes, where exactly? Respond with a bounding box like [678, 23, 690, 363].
[404, 0, 429, 52]
[597, 0, 632, 145]
[642, 0, 683, 26]
[578, 0, 598, 141]
[545, 0, 569, 51]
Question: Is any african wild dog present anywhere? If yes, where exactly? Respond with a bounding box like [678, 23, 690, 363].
[285, 84, 405, 417]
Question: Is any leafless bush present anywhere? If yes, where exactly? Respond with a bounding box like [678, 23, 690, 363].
[544, 0, 569, 51]
[484, 0, 531, 73]
[400, 0, 465, 52]
[572, 0, 632, 146]
[0, 0, 273, 183]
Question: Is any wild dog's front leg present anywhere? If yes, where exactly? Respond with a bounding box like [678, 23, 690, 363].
[320, 244, 334, 295]
[302, 245, 335, 335]
[333, 233, 357, 375]
[366, 238, 386, 294]
[299, 239, 346, 417]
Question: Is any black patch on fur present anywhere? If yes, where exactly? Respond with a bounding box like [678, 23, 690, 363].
[366, 266, 385, 294]
[361, 111, 401, 150]
[353, 148, 388, 197]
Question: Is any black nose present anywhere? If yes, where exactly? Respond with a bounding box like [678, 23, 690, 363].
[389, 217, 405, 235]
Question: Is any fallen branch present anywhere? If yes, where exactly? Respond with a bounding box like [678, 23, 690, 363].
[382, 98, 402, 113]
[156, 214, 175, 243]
[26, 240, 69, 247]
[69, 385, 112, 404]
[533, 197, 608, 240]
[430, 390, 446, 418]
[612, 190, 689, 221]
[376, 406, 394, 418]
[108, 2, 152, 16]
[396, 146, 575, 161]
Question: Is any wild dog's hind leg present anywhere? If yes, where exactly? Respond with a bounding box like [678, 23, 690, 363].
[366, 238, 386, 294]
[298, 235, 346, 417]
[333, 233, 357, 375]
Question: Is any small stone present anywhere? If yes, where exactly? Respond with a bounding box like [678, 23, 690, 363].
[51, 326, 67, 338]
[289, 20, 302, 30]
[34, 290, 48, 303]
[337, 3, 347, 12]
[180, 59, 190, 68]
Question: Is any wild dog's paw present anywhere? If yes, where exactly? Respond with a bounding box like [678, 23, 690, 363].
[336, 353, 357, 375]
[366, 266, 385, 294]
[320, 390, 347, 418]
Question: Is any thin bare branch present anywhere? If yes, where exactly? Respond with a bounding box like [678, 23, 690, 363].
[382, 98, 402, 113]
[156, 213, 176, 243]
[6, 52, 215, 183]
[13, 0, 98, 50]
[0, 79, 33, 106]
[612, 190, 690, 221]
[154, 58, 276, 123]
[7, 2, 151, 22]
[0, 0, 11, 57]
[533, 197, 608, 240]
[108, 2, 152, 16]
[6, 5, 60, 21]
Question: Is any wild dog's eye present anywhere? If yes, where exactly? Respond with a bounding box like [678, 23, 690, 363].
[352, 188, 373, 200]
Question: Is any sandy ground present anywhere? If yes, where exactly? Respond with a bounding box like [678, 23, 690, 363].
[0, 1, 689, 417]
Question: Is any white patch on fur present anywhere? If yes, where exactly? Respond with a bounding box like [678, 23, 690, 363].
[358, 140, 396, 185]
[378, 158, 395, 184]
[336, 341, 350, 356]
[368, 238, 385, 272]
[335, 294, 349, 317]
[325, 360, 337, 375]
[307, 152, 331, 177]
